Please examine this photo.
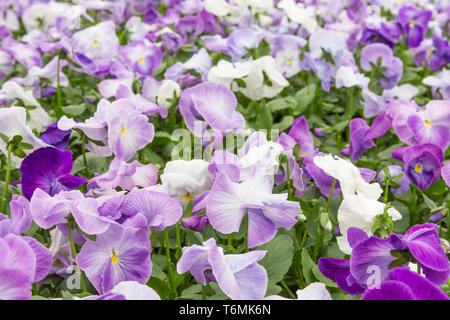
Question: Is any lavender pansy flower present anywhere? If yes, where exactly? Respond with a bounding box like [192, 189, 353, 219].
[179, 82, 245, 142]
[118, 40, 162, 76]
[3, 37, 42, 69]
[406, 100, 450, 150]
[119, 190, 183, 230]
[0, 234, 36, 300]
[206, 169, 300, 248]
[71, 21, 119, 77]
[177, 238, 268, 300]
[76, 223, 152, 294]
[360, 43, 403, 90]
[87, 158, 158, 192]
[104, 98, 155, 161]
[20, 147, 86, 200]
[423, 69, 450, 100]
[397, 6, 432, 48]
[392, 143, 444, 190]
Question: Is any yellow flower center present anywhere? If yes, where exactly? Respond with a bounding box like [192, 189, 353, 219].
[93, 40, 99, 46]
[112, 252, 119, 264]
[286, 59, 292, 64]
[340, 30, 345, 34]
[414, 164, 423, 173]
[424, 120, 431, 126]
[427, 50, 433, 56]
[121, 128, 126, 134]
[183, 194, 192, 202]
[409, 21, 415, 28]
[138, 57, 144, 63]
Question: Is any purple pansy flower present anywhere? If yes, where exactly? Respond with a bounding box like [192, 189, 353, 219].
[76, 223, 152, 294]
[119, 190, 183, 230]
[39, 122, 71, 149]
[179, 82, 245, 143]
[392, 143, 444, 190]
[397, 6, 432, 48]
[118, 40, 162, 76]
[206, 169, 300, 248]
[71, 21, 119, 77]
[360, 43, 403, 90]
[413, 38, 446, 72]
[104, 98, 155, 161]
[87, 158, 158, 192]
[20, 147, 86, 200]
[350, 224, 450, 286]
[406, 100, 450, 150]
[177, 238, 268, 300]
[362, 267, 449, 300]
[343, 112, 391, 161]
[320, 224, 450, 295]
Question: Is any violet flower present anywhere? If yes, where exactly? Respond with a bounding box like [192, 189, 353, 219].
[362, 267, 449, 300]
[20, 147, 86, 200]
[76, 223, 152, 294]
[177, 238, 268, 300]
[87, 158, 158, 192]
[39, 122, 71, 149]
[406, 100, 450, 150]
[397, 6, 432, 48]
[360, 43, 403, 90]
[119, 190, 183, 230]
[392, 143, 444, 190]
[206, 169, 300, 248]
[344, 112, 391, 161]
[118, 40, 162, 76]
[71, 21, 119, 77]
[179, 82, 245, 143]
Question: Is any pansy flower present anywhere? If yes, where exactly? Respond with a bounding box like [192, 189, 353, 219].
[20, 147, 86, 200]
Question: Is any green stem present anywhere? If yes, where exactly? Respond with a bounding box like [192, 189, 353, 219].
[164, 229, 178, 297]
[347, 88, 354, 141]
[227, 234, 233, 248]
[175, 224, 182, 260]
[1, 144, 12, 215]
[286, 157, 292, 200]
[81, 134, 89, 178]
[68, 223, 88, 293]
[56, 55, 63, 117]
[384, 180, 390, 204]
[280, 280, 296, 299]
[201, 285, 206, 300]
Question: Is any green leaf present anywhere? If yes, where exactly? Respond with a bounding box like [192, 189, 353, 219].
[62, 104, 87, 116]
[272, 116, 295, 131]
[256, 234, 294, 289]
[146, 277, 172, 300]
[72, 152, 108, 175]
[267, 96, 297, 112]
[294, 84, 316, 115]
[312, 265, 338, 287]
[301, 248, 316, 285]
[61, 290, 74, 300]
[255, 104, 273, 130]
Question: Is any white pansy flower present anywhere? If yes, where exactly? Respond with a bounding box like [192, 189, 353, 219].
[160, 159, 213, 203]
[313, 154, 383, 200]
